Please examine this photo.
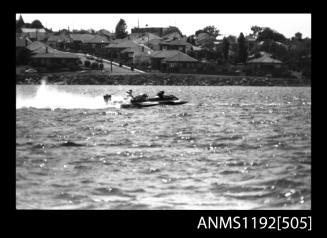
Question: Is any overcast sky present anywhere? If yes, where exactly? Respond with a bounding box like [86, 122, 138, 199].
[16, 14, 311, 38]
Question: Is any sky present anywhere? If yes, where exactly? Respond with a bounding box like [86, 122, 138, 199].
[16, 14, 311, 38]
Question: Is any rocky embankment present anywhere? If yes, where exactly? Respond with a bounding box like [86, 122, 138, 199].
[16, 71, 310, 86]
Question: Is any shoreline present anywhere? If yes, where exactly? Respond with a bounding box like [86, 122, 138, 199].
[16, 71, 311, 86]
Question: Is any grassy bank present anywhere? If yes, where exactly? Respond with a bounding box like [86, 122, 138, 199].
[16, 71, 310, 86]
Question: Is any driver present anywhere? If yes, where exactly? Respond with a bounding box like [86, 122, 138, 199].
[125, 89, 135, 101]
[156, 91, 165, 99]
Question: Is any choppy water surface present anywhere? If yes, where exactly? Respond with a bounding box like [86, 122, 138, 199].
[16, 83, 311, 209]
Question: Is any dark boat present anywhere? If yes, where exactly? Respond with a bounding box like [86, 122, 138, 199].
[105, 93, 188, 108]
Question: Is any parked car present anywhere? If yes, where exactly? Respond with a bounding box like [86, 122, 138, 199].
[25, 68, 37, 73]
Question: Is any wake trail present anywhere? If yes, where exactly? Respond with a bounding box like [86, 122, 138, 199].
[16, 80, 127, 109]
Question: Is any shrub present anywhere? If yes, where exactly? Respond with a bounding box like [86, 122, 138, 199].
[91, 62, 99, 69]
[84, 60, 91, 67]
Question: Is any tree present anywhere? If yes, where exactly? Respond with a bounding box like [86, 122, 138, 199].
[237, 33, 248, 63]
[115, 19, 128, 39]
[293, 32, 303, 41]
[31, 20, 44, 29]
[195, 26, 219, 38]
[163, 26, 183, 36]
[250, 25, 263, 39]
[257, 27, 287, 43]
[16, 14, 25, 28]
[203, 26, 220, 38]
[187, 35, 196, 45]
[222, 37, 230, 62]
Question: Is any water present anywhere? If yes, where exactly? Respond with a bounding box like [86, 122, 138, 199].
[16, 83, 311, 209]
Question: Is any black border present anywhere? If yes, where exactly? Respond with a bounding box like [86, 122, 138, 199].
[11, 8, 316, 235]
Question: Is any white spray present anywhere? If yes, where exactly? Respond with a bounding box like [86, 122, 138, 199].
[16, 79, 128, 110]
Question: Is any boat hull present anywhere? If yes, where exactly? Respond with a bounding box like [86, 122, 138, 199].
[120, 100, 188, 108]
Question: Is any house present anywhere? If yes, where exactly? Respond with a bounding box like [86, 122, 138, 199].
[150, 50, 198, 73]
[97, 29, 115, 39]
[161, 31, 183, 41]
[148, 38, 163, 51]
[21, 28, 46, 34]
[105, 40, 152, 65]
[21, 28, 47, 41]
[68, 34, 95, 52]
[247, 52, 283, 76]
[83, 35, 110, 56]
[121, 46, 152, 65]
[47, 34, 70, 49]
[125, 32, 161, 45]
[27, 41, 57, 53]
[131, 27, 165, 37]
[196, 32, 217, 46]
[29, 47, 81, 70]
[159, 39, 192, 53]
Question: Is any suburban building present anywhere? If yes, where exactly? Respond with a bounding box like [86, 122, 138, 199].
[47, 34, 70, 49]
[29, 47, 81, 70]
[20, 28, 47, 41]
[161, 31, 183, 41]
[25, 41, 81, 70]
[27, 41, 56, 53]
[84, 35, 111, 56]
[247, 52, 283, 76]
[96, 29, 115, 39]
[105, 40, 153, 65]
[125, 32, 161, 45]
[196, 32, 217, 46]
[67, 34, 95, 52]
[159, 39, 192, 53]
[150, 50, 198, 73]
[148, 38, 163, 51]
[131, 27, 165, 37]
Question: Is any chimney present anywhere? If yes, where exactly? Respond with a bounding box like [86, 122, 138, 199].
[46, 47, 48, 53]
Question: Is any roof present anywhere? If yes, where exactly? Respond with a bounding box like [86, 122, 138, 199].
[31, 52, 80, 59]
[22, 32, 47, 40]
[197, 32, 217, 42]
[151, 50, 198, 62]
[124, 32, 162, 44]
[160, 39, 190, 46]
[97, 29, 115, 38]
[106, 40, 139, 49]
[21, 28, 46, 33]
[86, 35, 110, 44]
[121, 45, 153, 55]
[164, 51, 198, 62]
[161, 31, 182, 40]
[47, 34, 69, 42]
[27, 41, 54, 52]
[247, 52, 283, 64]
[148, 38, 162, 45]
[69, 34, 94, 43]
[151, 50, 181, 58]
